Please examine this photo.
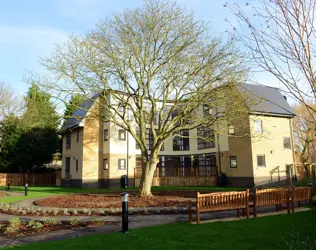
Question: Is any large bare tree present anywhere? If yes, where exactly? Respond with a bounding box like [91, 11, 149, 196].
[226, 0, 316, 123]
[35, 0, 247, 196]
[293, 102, 316, 164]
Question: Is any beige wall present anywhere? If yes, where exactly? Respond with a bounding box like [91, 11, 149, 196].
[81, 102, 102, 183]
[223, 114, 254, 178]
[249, 115, 294, 185]
[62, 128, 83, 179]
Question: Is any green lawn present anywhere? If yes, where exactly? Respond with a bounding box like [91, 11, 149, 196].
[0, 186, 243, 203]
[4, 209, 316, 250]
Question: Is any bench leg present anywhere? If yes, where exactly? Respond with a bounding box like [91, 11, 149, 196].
[292, 201, 295, 213]
[196, 210, 200, 224]
[188, 202, 192, 223]
[246, 207, 249, 219]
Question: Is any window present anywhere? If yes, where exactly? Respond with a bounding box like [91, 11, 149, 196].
[146, 128, 154, 150]
[203, 104, 212, 117]
[230, 156, 237, 168]
[158, 156, 166, 176]
[197, 154, 217, 176]
[228, 125, 235, 135]
[118, 130, 126, 141]
[257, 155, 266, 167]
[254, 120, 262, 133]
[104, 129, 108, 141]
[160, 141, 165, 151]
[66, 134, 71, 150]
[76, 159, 79, 172]
[118, 159, 126, 170]
[65, 157, 70, 179]
[103, 159, 109, 170]
[283, 137, 291, 149]
[173, 130, 190, 151]
[197, 127, 215, 149]
[76, 130, 80, 142]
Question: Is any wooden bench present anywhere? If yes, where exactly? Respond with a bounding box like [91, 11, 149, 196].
[188, 190, 249, 224]
[291, 186, 313, 212]
[251, 187, 291, 217]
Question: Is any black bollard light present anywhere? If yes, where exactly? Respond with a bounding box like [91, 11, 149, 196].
[121, 192, 129, 233]
[7, 182, 10, 191]
[308, 180, 313, 188]
[25, 183, 28, 196]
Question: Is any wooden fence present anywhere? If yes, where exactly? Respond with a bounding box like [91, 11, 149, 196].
[134, 167, 217, 187]
[0, 173, 58, 186]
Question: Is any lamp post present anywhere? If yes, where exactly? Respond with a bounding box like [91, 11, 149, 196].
[121, 192, 129, 233]
[25, 183, 28, 196]
[308, 180, 313, 188]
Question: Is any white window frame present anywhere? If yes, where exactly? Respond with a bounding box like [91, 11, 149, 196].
[254, 120, 263, 133]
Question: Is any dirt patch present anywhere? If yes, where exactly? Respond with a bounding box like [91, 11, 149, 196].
[0, 220, 117, 237]
[36, 193, 191, 208]
[0, 191, 6, 197]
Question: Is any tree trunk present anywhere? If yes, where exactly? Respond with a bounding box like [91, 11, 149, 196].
[138, 156, 159, 197]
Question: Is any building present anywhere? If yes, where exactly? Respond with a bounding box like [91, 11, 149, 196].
[60, 84, 295, 188]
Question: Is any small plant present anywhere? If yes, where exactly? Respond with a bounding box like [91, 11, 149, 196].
[83, 208, 89, 215]
[98, 208, 105, 215]
[69, 217, 81, 226]
[28, 220, 36, 227]
[5, 226, 18, 234]
[31, 222, 43, 229]
[72, 209, 78, 215]
[63, 208, 70, 215]
[43, 218, 60, 225]
[53, 209, 59, 216]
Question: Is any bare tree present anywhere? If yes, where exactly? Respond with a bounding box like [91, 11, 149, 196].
[293, 102, 316, 163]
[35, 0, 248, 196]
[0, 82, 24, 151]
[226, 0, 316, 123]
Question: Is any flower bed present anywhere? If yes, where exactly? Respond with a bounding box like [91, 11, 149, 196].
[0, 217, 117, 237]
[35, 193, 191, 209]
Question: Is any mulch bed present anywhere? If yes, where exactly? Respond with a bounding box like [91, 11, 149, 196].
[0, 220, 117, 237]
[36, 192, 192, 208]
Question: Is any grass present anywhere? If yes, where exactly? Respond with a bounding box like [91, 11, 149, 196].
[3, 208, 316, 249]
[0, 186, 243, 204]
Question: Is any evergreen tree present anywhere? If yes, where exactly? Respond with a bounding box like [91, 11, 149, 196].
[7, 84, 60, 172]
[64, 93, 85, 117]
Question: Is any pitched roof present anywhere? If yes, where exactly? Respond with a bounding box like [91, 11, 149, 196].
[60, 93, 99, 133]
[239, 83, 295, 117]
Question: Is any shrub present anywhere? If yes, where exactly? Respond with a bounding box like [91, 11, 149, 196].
[8, 217, 21, 228]
[69, 217, 81, 226]
[5, 226, 18, 234]
[32, 222, 43, 229]
[83, 209, 89, 215]
[72, 209, 78, 215]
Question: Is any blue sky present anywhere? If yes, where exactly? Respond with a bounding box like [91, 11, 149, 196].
[0, 0, 278, 97]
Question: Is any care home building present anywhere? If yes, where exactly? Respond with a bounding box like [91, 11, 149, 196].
[60, 84, 295, 189]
